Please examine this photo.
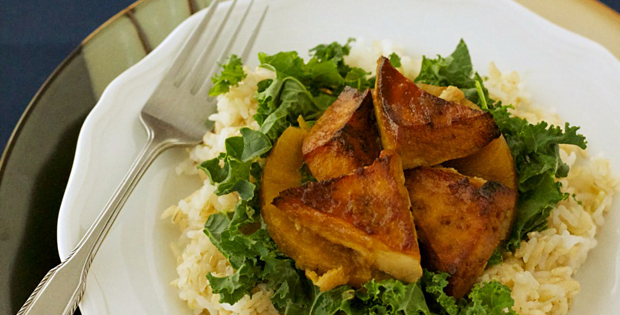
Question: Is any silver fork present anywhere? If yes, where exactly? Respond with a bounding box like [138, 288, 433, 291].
[17, 1, 267, 314]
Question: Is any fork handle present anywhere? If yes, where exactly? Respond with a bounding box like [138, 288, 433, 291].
[18, 130, 175, 315]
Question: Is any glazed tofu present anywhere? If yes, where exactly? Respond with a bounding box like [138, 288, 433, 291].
[303, 87, 381, 181]
[373, 57, 500, 169]
[405, 166, 517, 298]
[443, 136, 518, 240]
[261, 127, 375, 291]
[273, 150, 423, 284]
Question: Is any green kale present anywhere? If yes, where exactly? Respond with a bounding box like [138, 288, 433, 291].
[198, 127, 270, 200]
[204, 201, 313, 308]
[414, 39, 473, 87]
[255, 76, 331, 142]
[259, 51, 308, 79]
[300, 162, 318, 184]
[309, 38, 374, 91]
[352, 279, 430, 315]
[486, 247, 504, 267]
[306, 286, 356, 315]
[309, 38, 353, 75]
[199, 154, 254, 200]
[254, 39, 373, 142]
[345, 67, 375, 91]
[414, 39, 488, 107]
[460, 281, 517, 315]
[209, 54, 247, 96]
[238, 128, 272, 161]
[420, 270, 516, 315]
[490, 106, 587, 190]
[489, 105, 586, 250]
[389, 52, 402, 68]
[421, 271, 459, 315]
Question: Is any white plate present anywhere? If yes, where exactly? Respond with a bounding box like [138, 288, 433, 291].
[57, 0, 620, 314]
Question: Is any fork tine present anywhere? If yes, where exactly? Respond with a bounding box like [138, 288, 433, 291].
[239, 5, 268, 62]
[176, 0, 239, 87]
[164, 0, 221, 81]
[195, 2, 270, 97]
[189, 0, 256, 95]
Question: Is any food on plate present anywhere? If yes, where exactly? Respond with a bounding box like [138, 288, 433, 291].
[302, 87, 381, 181]
[373, 56, 500, 169]
[274, 150, 422, 287]
[163, 38, 617, 315]
[405, 166, 517, 298]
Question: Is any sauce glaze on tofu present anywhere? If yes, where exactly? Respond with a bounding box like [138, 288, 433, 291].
[274, 150, 423, 285]
[374, 57, 500, 169]
[405, 166, 517, 298]
[303, 87, 381, 181]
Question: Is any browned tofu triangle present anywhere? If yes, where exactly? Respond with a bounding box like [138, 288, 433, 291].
[405, 166, 517, 298]
[443, 136, 518, 241]
[374, 57, 500, 169]
[303, 87, 381, 181]
[273, 150, 423, 284]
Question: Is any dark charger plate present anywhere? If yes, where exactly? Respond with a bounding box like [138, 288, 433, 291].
[1, 0, 619, 314]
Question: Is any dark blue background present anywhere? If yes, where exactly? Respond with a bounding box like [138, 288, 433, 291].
[1, 0, 620, 153]
[0, 0, 135, 153]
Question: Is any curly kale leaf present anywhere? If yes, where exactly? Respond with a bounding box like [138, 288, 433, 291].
[254, 39, 373, 142]
[209, 54, 247, 96]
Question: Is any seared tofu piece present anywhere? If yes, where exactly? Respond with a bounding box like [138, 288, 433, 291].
[274, 150, 423, 284]
[261, 127, 375, 291]
[373, 57, 500, 169]
[444, 136, 518, 240]
[303, 87, 381, 181]
[405, 167, 517, 298]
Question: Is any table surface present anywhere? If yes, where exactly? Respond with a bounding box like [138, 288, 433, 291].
[1, 0, 620, 154]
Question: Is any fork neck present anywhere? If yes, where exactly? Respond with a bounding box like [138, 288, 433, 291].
[140, 112, 205, 147]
